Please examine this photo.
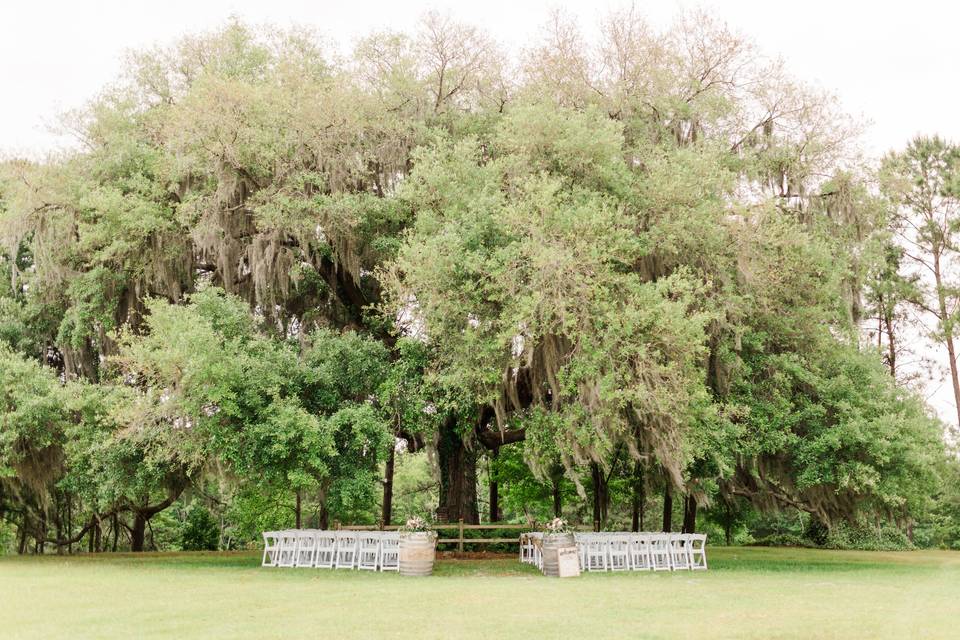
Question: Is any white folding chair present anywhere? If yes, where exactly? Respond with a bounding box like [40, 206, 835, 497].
[379, 531, 400, 572]
[357, 532, 382, 571]
[574, 533, 587, 570]
[688, 533, 708, 570]
[520, 533, 536, 565]
[531, 533, 544, 571]
[649, 533, 672, 571]
[277, 530, 299, 568]
[294, 529, 318, 567]
[608, 534, 630, 571]
[335, 531, 359, 569]
[314, 531, 338, 569]
[669, 533, 691, 570]
[585, 534, 608, 571]
[261, 531, 281, 567]
[629, 533, 652, 571]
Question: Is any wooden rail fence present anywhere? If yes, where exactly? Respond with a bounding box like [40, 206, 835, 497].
[335, 520, 594, 553]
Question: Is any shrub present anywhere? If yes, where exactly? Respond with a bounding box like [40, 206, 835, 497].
[824, 522, 913, 551]
[751, 533, 815, 548]
[805, 519, 829, 546]
[0, 520, 15, 555]
[180, 506, 220, 551]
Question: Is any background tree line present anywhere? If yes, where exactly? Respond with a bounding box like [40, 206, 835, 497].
[1, 9, 958, 554]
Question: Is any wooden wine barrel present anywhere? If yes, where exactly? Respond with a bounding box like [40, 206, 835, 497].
[399, 532, 437, 576]
[541, 533, 576, 577]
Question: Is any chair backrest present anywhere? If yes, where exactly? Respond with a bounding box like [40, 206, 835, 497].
[380, 531, 400, 547]
[336, 531, 359, 547]
[295, 530, 315, 549]
[587, 535, 606, 550]
[276, 530, 300, 566]
[608, 535, 629, 551]
[360, 532, 381, 548]
[317, 531, 337, 547]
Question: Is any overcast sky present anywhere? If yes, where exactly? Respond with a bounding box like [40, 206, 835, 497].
[2, 0, 958, 424]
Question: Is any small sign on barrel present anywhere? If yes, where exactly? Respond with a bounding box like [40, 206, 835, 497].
[556, 546, 581, 578]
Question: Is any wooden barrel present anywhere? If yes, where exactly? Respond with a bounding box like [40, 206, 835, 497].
[399, 532, 437, 576]
[541, 533, 576, 577]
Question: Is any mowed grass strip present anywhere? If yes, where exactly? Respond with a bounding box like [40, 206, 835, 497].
[1, 547, 958, 639]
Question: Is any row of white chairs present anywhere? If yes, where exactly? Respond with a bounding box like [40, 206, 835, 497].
[520, 532, 707, 572]
[262, 530, 399, 571]
[519, 532, 544, 569]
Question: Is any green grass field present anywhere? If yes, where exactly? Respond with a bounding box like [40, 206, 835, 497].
[1, 547, 958, 639]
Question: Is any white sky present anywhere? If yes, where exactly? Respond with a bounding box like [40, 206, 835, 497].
[1, 0, 958, 426]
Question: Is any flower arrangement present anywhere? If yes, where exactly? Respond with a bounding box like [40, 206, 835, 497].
[400, 516, 432, 533]
[543, 517, 570, 535]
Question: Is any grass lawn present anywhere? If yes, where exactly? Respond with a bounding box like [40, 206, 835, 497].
[1, 546, 959, 639]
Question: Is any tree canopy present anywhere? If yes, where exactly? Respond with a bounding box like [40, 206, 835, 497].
[0, 10, 955, 553]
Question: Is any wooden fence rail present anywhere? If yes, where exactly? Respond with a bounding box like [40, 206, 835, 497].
[334, 519, 594, 553]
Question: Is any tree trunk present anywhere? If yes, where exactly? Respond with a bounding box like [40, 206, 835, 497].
[319, 502, 329, 530]
[67, 496, 73, 554]
[724, 501, 733, 546]
[630, 461, 645, 532]
[488, 447, 500, 522]
[877, 294, 884, 350]
[551, 475, 562, 519]
[131, 513, 146, 552]
[18, 514, 28, 555]
[55, 493, 63, 555]
[437, 416, 479, 524]
[93, 517, 102, 552]
[662, 485, 673, 532]
[112, 513, 119, 552]
[681, 494, 697, 534]
[382, 443, 395, 526]
[944, 328, 960, 428]
[38, 510, 46, 554]
[590, 462, 608, 531]
[130, 490, 185, 552]
[933, 252, 960, 428]
[295, 491, 302, 529]
[883, 302, 897, 378]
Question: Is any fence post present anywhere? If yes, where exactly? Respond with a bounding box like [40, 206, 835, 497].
[458, 518, 464, 554]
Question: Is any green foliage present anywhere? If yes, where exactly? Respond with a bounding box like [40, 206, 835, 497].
[825, 522, 914, 551]
[752, 533, 815, 548]
[731, 338, 943, 522]
[0, 345, 68, 485]
[386, 105, 714, 482]
[0, 14, 956, 555]
[915, 458, 960, 550]
[180, 505, 220, 551]
[0, 519, 15, 555]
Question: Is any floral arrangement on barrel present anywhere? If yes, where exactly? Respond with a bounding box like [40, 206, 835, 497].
[400, 516, 436, 537]
[543, 517, 571, 537]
